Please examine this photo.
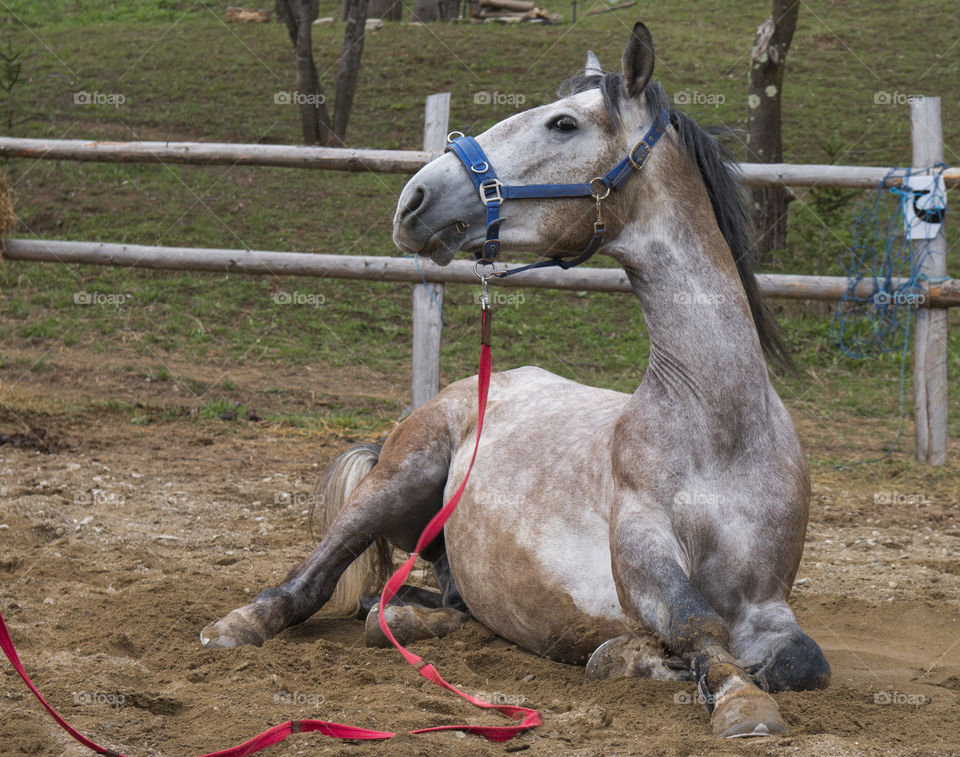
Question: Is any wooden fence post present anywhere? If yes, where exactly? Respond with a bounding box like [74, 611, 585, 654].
[911, 96, 948, 465]
[411, 92, 450, 409]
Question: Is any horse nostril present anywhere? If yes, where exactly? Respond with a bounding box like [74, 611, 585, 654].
[400, 187, 426, 223]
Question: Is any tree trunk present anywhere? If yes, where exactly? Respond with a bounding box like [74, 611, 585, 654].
[332, 0, 369, 143]
[439, 0, 459, 19]
[368, 0, 402, 20]
[746, 0, 799, 265]
[413, 0, 458, 21]
[413, 0, 438, 21]
[276, 0, 332, 145]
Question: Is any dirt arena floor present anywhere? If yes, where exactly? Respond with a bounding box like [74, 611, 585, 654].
[1, 348, 958, 756]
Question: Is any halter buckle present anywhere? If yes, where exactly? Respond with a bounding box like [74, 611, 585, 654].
[479, 179, 503, 206]
[629, 139, 652, 170]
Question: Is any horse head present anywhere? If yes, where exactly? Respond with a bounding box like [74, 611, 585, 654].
[393, 23, 660, 266]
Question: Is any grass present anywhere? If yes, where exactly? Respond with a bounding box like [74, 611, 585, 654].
[197, 398, 241, 419]
[269, 407, 387, 436]
[0, 1, 958, 456]
[0, 1, 222, 27]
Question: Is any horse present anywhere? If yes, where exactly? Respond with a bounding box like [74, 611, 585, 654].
[200, 22, 830, 738]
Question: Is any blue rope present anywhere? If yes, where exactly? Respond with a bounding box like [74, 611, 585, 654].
[831, 163, 947, 359]
[829, 163, 948, 462]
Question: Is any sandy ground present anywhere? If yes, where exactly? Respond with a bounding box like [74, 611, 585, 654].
[1, 349, 959, 757]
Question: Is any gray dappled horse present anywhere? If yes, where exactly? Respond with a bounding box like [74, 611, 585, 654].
[202, 22, 830, 738]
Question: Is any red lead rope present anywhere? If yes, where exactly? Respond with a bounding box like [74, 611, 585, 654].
[0, 308, 540, 756]
[373, 308, 542, 741]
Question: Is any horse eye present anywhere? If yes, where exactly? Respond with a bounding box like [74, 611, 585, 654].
[549, 116, 578, 132]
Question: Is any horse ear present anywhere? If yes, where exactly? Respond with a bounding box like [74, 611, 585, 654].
[585, 50, 603, 76]
[621, 22, 655, 98]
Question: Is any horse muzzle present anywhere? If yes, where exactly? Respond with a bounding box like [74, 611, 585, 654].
[392, 156, 481, 264]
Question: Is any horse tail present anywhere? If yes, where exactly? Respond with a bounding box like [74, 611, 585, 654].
[310, 442, 394, 616]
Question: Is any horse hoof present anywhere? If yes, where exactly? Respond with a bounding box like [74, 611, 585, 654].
[200, 604, 271, 649]
[586, 636, 686, 681]
[364, 603, 468, 648]
[710, 686, 787, 739]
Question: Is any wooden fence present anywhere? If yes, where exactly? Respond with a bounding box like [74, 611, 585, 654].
[0, 94, 953, 463]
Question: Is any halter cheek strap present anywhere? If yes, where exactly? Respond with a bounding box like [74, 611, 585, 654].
[444, 109, 669, 278]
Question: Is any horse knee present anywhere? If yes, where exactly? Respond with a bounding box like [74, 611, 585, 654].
[755, 632, 830, 692]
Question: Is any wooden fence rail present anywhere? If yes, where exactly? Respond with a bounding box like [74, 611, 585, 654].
[0, 138, 435, 173]
[0, 94, 951, 462]
[1, 135, 958, 189]
[4, 238, 959, 307]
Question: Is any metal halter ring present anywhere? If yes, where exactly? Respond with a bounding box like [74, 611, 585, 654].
[475, 260, 499, 279]
[446, 130, 465, 143]
[470, 161, 490, 174]
[589, 177, 611, 200]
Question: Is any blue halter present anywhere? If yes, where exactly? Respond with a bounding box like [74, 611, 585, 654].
[444, 109, 669, 278]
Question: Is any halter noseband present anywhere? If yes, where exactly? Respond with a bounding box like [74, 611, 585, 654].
[444, 109, 669, 278]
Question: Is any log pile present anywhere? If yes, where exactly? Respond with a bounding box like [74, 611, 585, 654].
[225, 7, 271, 22]
[585, 0, 636, 15]
[471, 0, 560, 23]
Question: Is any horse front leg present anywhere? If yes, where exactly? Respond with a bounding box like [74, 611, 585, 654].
[730, 602, 830, 693]
[607, 509, 787, 738]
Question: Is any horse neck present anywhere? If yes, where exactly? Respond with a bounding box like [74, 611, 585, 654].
[610, 145, 772, 419]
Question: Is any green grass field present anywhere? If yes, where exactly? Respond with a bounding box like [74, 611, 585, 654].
[0, 0, 958, 459]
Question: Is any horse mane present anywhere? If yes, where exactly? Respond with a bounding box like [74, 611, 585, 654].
[559, 72, 795, 374]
